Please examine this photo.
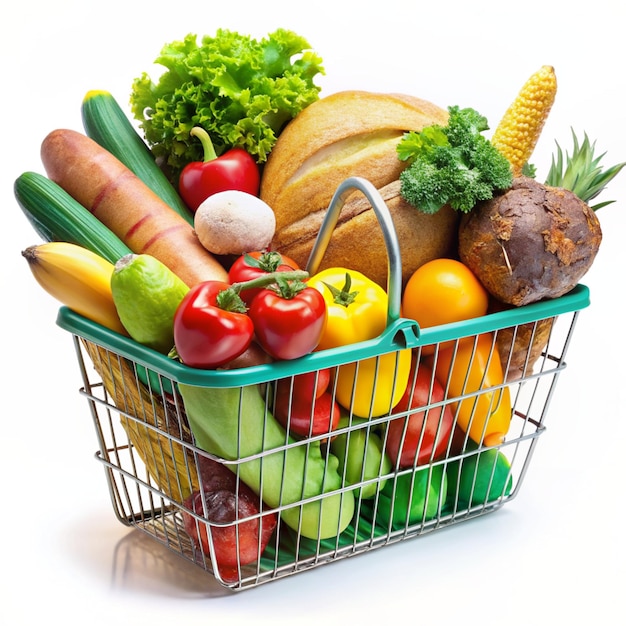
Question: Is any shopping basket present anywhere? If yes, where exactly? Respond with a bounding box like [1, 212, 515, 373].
[56, 177, 590, 591]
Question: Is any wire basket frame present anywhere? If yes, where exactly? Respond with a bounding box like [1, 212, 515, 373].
[56, 178, 590, 591]
[63, 299, 582, 591]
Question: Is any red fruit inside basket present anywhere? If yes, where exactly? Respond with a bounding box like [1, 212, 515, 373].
[385, 361, 455, 468]
[274, 390, 340, 439]
[273, 369, 339, 438]
[275, 369, 331, 403]
[182, 456, 277, 582]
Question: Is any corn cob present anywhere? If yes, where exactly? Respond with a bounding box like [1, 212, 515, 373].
[491, 65, 557, 177]
[22, 241, 128, 335]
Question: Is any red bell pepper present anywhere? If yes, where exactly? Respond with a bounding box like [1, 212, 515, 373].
[179, 126, 260, 212]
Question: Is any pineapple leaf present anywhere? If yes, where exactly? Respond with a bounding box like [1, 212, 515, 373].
[545, 129, 625, 210]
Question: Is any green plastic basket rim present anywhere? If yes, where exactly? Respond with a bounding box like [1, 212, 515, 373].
[56, 282, 590, 388]
[54, 178, 591, 388]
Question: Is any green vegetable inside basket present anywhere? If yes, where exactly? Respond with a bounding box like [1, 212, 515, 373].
[447, 444, 513, 507]
[178, 382, 355, 540]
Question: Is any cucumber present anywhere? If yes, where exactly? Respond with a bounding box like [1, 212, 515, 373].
[14, 171, 132, 265]
[81, 89, 193, 225]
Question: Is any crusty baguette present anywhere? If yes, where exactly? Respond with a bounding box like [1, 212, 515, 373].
[261, 91, 449, 234]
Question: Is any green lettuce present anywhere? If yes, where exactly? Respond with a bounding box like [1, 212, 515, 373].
[130, 28, 324, 181]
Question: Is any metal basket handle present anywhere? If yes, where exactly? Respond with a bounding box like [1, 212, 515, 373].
[304, 177, 403, 326]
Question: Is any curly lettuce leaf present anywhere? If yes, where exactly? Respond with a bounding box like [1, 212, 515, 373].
[130, 28, 324, 180]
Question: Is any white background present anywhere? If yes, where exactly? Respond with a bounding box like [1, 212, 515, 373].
[2, 1, 625, 624]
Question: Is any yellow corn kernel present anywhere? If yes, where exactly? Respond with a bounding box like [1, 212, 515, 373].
[491, 65, 557, 177]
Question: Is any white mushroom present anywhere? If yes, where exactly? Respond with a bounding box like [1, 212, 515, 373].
[194, 190, 276, 255]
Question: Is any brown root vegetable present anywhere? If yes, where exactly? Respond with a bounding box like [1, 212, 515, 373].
[490, 297, 555, 380]
[497, 316, 555, 381]
[458, 176, 602, 306]
[40, 129, 228, 287]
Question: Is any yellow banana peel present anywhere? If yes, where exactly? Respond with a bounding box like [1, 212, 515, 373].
[22, 241, 128, 335]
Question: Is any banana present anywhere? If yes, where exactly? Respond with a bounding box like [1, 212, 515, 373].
[22, 241, 128, 335]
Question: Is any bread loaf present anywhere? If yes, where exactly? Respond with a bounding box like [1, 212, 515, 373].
[260, 90, 459, 287]
[274, 180, 458, 288]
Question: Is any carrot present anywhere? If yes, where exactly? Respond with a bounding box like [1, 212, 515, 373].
[40, 129, 228, 287]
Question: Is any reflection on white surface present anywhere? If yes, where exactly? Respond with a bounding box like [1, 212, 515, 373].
[110, 529, 229, 598]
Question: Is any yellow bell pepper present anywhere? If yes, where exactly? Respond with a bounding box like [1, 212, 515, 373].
[307, 268, 411, 417]
[433, 333, 512, 446]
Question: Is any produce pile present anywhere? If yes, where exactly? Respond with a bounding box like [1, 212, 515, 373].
[17, 29, 624, 583]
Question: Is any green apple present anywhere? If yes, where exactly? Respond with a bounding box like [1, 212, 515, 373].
[376, 464, 447, 528]
[447, 446, 513, 507]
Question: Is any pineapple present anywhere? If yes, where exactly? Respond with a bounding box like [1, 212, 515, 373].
[545, 129, 625, 209]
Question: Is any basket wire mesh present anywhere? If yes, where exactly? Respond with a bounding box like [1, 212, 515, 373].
[64, 302, 581, 591]
[57, 178, 588, 591]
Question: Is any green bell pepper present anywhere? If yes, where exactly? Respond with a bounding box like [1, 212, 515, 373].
[376, 464, 447, 529]
[447, 443, 513, 507]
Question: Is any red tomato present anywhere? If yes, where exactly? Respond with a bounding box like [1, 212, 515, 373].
[385, 360, 455, 468]
[275, 369, 331, 404]
[248, 285, 327, 360]
[228, 251, 299, 305]
[173, 281, 254, 369]
[274, 390, 341, 439]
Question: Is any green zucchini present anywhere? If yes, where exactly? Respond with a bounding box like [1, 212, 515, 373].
[81, 89, 193, 225]
[14, 171, 132, 264]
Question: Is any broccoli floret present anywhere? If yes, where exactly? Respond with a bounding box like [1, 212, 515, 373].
[397, 106, 513, 214]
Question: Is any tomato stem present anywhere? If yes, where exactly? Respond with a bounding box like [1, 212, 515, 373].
[267, 275, 309, 300]
[230, 269, 309, 294]
[217, 269, 310, 310]
[243, 251, 286, 273]
[216, 288, 249, 313]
